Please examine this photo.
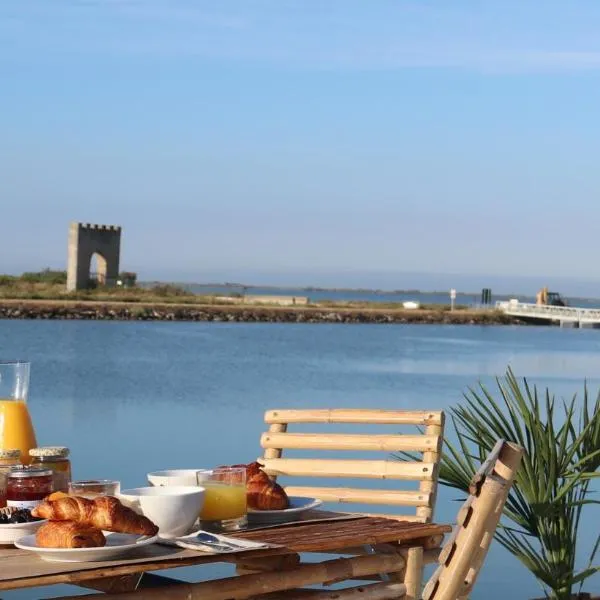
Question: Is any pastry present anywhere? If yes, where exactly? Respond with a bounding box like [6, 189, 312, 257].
[46, 491, 70, 501]
[217, 461, 290, 510]
[32, 496, 158, 536]
[36, 521, 106, 549]
[246, 469, 289, 510]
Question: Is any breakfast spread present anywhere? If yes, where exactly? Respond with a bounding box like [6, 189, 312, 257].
[0, 361, 321, 559]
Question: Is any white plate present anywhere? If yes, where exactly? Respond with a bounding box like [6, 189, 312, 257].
[247, 497, 322, 525]
[15, 531, 158, 562]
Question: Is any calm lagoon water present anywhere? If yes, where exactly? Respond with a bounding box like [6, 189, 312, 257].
[1, 321, 599, 598]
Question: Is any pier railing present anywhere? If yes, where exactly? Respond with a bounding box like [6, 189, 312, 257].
[496, 301, 600, 324]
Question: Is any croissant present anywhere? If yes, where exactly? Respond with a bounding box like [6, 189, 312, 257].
[32, 496, 159, 536]
[244, 461, 264, 479]
[46, 491, 70, 502]
[218, 462, 263, 480]
[247, 471, 289, 510]
[36, 521, 106, 549]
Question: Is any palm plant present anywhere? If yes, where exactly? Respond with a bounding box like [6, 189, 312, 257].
[398, 368, 600, 599]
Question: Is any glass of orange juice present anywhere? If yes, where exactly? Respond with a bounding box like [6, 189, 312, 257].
[197, 467, 247, 532]
[0, 361, 37, 465]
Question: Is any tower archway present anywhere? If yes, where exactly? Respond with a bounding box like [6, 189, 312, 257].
[67, 222, 122, 291]
[89, 252, 108, 287]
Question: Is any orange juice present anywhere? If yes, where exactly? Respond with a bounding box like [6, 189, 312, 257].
[200, 483, 247, 521]
[0, 399, 37, 465]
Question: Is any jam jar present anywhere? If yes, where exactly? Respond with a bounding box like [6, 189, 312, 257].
[0, 449, 22, 508]
[30, 447, 72, 493]
[7, 467, 53, 509]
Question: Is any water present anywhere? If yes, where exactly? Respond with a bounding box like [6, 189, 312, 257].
[1, 321, 598, 598]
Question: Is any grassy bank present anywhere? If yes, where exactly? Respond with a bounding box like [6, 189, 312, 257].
[0, 275, 471, 310]
[0, 272, 517, 324]
[0, 298, 519, 324]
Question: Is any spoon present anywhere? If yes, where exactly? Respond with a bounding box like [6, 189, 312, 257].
[195, 531, 245, 548]
[188, 531, 247, 551]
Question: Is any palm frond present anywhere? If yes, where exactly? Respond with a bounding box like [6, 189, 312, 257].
[393, 367, 600, 599]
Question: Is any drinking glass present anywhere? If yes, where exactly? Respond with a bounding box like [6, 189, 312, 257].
[0, 361, 37, 464]
[69, 480, 121, 498]
[197, 467, 247, 532]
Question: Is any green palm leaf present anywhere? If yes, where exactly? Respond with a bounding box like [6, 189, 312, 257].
[395, 367, 600, 600]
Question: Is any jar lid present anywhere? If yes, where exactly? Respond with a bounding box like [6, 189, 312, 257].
[0, 449, 21, 460]
[8, 466, 53, 478]
[29, 446, 70, 458]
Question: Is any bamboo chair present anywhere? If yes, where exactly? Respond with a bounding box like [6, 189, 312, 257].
[255, 438, 524, 600]
[259, 409, 446, 523]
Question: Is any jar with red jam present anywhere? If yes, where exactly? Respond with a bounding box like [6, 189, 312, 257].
[0, 450, 22, 508]
[6, 467, 53, 509]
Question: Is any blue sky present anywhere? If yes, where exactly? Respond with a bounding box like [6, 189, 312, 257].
[2, 1, 600, 293]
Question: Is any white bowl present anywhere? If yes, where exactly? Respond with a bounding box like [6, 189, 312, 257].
[118, 486, 205, 539]
[0, 518, 47, 545]
[147, 469, 210, 487]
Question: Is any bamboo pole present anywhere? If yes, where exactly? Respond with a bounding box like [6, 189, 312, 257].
[283, 486, 430, 507]
[71, 553, 407, 600]
[416, 414, 445, 522]
[261, 432, 440, 453]
[235, 553, 301, 576]
[423, 548, 441, 565]
[265, 409, 443, 426]
[261, 458, 435, 481]
[257, 582, 409, 599]
[426, 475, 521, 599]
[423, 482, 503, 600]
[401, 547, 424, 600]
[262, 423, 288, 461]
[456, 495, 474, 526]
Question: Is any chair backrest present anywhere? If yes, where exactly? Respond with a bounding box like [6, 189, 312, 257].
[423, 439, 524, 600]
[259, 408, 445, 523]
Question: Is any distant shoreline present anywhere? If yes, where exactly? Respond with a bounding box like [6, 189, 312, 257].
[142, 282, 600, 304]
[143, 281, 493, 297]
[0, 299, 522, 325]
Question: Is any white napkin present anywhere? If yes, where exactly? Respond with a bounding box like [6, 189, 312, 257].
[157, 530, 278, 554]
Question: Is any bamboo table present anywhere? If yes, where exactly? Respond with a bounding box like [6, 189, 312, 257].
[0, 516, 451, 599]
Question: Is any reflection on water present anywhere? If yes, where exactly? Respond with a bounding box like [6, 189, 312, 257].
[352, 351, 600, 380]
[0, 321, 598, 598]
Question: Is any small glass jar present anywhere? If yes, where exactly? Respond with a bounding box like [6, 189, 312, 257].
[0, 449, 22, 508]
[7, 467, 53, 509]
[29, 447, 71, 493]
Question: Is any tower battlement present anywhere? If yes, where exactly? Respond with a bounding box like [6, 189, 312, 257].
[78, 223, 122, 232]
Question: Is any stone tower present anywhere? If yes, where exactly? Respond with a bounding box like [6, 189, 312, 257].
[66, 222, 122, 291]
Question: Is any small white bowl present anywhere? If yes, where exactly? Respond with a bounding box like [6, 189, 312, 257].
[147, 469, 210, 487]
[0, 519, 47, 545]
[118, 486, 205, 539]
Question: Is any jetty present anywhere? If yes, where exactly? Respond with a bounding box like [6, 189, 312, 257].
[496, 300, 600, 328]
